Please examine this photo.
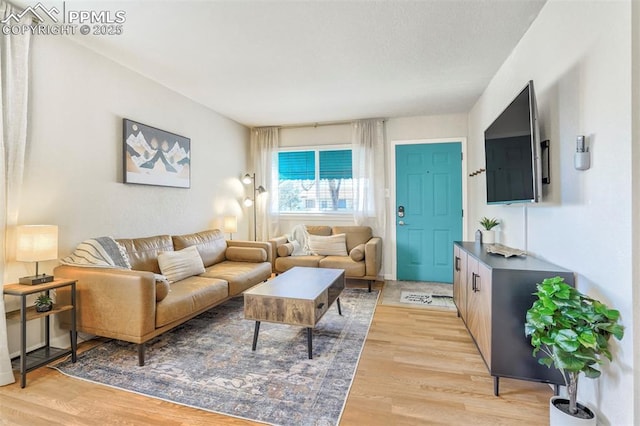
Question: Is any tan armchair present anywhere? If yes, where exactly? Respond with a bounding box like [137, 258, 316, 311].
[269, 225, 382, 292]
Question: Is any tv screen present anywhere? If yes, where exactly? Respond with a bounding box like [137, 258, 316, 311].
[484, 81, 541, 204]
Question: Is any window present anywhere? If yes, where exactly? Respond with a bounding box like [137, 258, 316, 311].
[276, 148, 353, 213]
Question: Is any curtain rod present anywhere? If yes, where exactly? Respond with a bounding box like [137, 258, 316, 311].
[277, 120, 352, 130]
[259, 118, 387, 131]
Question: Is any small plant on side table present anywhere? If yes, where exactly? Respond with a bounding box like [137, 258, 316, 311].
[35, 293, 53, 312]
[479, 217, 499, 244]
[525, 276, 624, 423]
[479, 217, 499, 230]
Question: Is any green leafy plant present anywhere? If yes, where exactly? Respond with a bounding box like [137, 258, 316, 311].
[479, 217, 499, 230]
[525, 276, 624, 417]
[35, 294, 53, 311]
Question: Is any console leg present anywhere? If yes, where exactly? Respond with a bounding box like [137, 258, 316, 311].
[307, 328, 313, 359]
[336, 297, 342, 316]
[252, 321, 261, 351]
[493, 376, 499, 396]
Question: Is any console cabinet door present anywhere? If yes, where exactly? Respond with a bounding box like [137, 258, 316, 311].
[453, 245, 467, 320]
[466, 258, 492, 366]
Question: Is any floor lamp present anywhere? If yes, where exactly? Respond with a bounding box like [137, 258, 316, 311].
[242, 173, 266, 241]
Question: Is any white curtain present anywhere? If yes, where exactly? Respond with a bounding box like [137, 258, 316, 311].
[352, 119, 386, 236]
[0, 1, 33, 386]
[249, 127, 279, 241]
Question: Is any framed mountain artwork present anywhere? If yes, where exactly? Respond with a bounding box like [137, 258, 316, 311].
[123, 119, 191, 188]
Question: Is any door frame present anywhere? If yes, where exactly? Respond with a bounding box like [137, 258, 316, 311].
[388, 137, 468, 281]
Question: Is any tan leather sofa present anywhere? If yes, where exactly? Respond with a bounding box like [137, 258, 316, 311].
[269, 225, 382, 292]
[54, 229, 272, 365]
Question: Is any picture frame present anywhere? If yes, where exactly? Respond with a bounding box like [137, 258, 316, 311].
[123, 118, 191, 188]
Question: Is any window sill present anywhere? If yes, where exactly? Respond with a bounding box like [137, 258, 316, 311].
[275, 212, 354, 221]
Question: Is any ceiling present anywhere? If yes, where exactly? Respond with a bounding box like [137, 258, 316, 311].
[33, 0, 546, 127]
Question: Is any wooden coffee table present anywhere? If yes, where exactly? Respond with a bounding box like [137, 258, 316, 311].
[243, 266, 345, 359]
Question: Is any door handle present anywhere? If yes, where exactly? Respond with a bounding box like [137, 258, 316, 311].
[398, 221, 405, 226]
[455, 256, 460, 271]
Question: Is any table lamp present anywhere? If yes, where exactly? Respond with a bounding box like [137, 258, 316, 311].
[223, 216, 238, 240]
[16, 225, 58, 285]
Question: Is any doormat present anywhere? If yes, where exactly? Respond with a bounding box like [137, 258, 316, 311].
[400, 291, 454, 308]
[381, 280, 456, 310]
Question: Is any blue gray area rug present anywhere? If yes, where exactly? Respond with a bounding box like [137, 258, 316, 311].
[54, 288, 378, 426]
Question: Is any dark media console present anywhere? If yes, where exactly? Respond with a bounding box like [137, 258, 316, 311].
[453, 241, 574, 395]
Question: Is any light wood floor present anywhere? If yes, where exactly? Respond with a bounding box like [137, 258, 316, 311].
[0, 282, 552, 425]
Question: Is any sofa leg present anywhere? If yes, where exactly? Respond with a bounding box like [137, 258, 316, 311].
[138, 344, 145, 366]
[368, 280, 372, 292]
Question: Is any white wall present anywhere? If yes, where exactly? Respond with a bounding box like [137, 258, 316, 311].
[468, 1, 635, 424]
[5, 35, 249, 355]
[632, 0, 640, 421]
[277, 113, 468, 278]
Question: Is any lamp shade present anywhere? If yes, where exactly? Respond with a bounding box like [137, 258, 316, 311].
[16, 225, 58, 262]
[223, 216, 238, 233]
[242, 173, 253, 185]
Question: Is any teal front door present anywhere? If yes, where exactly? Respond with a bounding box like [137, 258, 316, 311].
[396, 142, 462, 283]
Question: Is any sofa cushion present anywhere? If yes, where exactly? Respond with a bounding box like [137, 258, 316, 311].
[306, 225, 332, 236]
[156, 276, 228, 327]
[308, 233, 348, 256]
[226, 246, 267, 263]
[319, 256, 366, 277]
[349, 243, 366, 261]
[275, 255, 324, 273]
[117, 235, 174, 273]
[157, 246, 206, 283]
[155, 277, 170, 302]
[332, 226, 373, 252]
[172, 229, 227, 267]
[201, 261, 272, 295]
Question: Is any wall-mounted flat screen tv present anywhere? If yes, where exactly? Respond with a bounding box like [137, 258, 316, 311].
[484, 80, 542, 204]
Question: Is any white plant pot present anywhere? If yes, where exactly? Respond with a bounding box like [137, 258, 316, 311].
[549, 396, 597, 426]
[481, 230, 495, 244]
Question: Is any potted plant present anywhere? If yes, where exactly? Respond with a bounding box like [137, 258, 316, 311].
[479, 217, 499, 244]
[525, 276, 624, 425]
[35, 293, 53, 312]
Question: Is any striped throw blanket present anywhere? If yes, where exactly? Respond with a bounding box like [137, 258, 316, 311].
[60, 236, 131, 269]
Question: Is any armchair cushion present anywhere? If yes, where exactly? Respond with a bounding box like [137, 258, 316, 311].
[349, 243, 366, 262]
[319, 256, 366, 277]
[332, 226, 373, 251]
[277, 242, 294, 257]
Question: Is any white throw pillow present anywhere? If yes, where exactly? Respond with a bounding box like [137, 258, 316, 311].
[307, 233, 348, 256]
[157, 246, 205, 283]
